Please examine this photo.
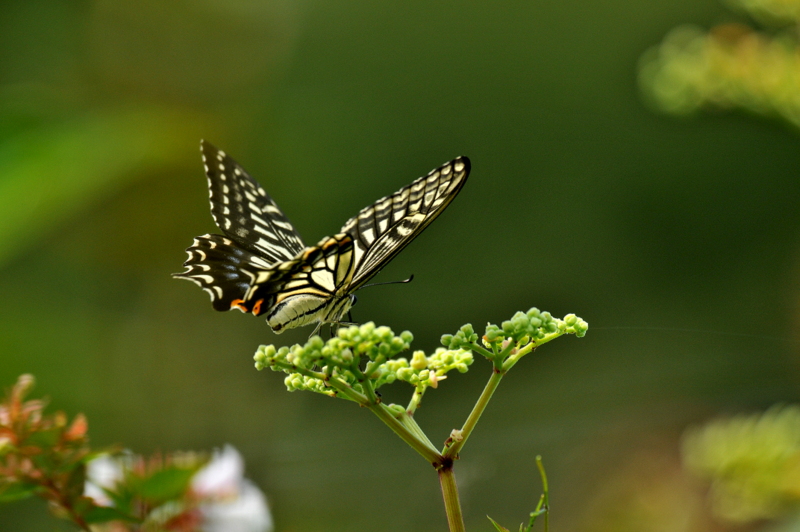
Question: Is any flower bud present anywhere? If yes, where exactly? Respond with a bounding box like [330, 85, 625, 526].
[341, 348, 353, 364]
[411, 351, 428, 370]
[376, 326, 393, 341]
[359, 322, 375, 337]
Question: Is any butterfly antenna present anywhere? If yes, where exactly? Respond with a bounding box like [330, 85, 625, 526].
[357, 274, 414, 291]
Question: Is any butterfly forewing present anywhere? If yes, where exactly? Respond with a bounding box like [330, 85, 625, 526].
[201, 140, 304, 263]
[341, 156, 470, 289]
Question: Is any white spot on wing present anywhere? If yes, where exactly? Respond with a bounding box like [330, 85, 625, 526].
[311, 269, 335, 290]
[194, 274, 217, 285]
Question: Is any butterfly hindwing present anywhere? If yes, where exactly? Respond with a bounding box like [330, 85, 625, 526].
[173, 234, 272, 312]
[242, 234, 356, 332]
[201, 140, 304, 263]
[340, 156, 470, 289]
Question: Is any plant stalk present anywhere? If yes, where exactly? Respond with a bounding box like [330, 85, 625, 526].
[438, 463, 466, 532]
[367, 402, 441, 463]
[443, 369, 504, 459]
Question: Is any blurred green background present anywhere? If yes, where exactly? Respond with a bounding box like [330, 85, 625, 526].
[2, 0, 800, 530]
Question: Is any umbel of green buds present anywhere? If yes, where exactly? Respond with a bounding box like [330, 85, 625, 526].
[440, 307, 588, 364]
[254, 323, 473, 400]
[254, 309, 587, 403]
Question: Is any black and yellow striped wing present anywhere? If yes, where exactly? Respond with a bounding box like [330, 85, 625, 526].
[202, 140, 304, 262]
[174, 141, 306, 312]
[340, 156, 470, 290]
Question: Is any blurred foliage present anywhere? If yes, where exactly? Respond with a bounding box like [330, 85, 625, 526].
[3, 0, 800, 531]
[0, 375, 271, 531]
[683, 405, 800, 523]
[0, 374, 94, 526]
[640, 0, 800, 127]
[0, 107, 209, 266]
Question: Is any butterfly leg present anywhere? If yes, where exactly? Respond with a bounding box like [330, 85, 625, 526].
[308, 321, 324, 339]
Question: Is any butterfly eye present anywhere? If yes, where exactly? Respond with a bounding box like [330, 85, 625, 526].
[351, 294, 359, 307]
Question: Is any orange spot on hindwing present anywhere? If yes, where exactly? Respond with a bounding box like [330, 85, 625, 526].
[230, 299, 247, 312]
[251, 299, 264, 315]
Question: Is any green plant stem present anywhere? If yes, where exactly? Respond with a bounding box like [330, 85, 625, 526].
[318, 373, 439, 462]
[406, 385, 424, 414]
[501, 331, 564, 372]
[443, 369, 504, 459]
[536, 455, 550, 532]
[318, 370, 369, 406]
[367, 402, 441, 464]
[470, 342, 495, 360]
[438, 463, 466, 532]
[397, 410, 437, 450]
[355, 358, 382, 404]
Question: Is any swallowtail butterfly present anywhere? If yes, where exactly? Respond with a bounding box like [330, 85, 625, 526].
[174, 140, 470, 334]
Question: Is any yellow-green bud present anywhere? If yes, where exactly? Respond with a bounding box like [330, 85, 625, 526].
[411, 351, 428, 370]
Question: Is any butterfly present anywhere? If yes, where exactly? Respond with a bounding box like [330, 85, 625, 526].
[174, 140, 470, 335]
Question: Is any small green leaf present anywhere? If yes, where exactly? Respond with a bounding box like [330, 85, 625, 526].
[25, 427, 60, 448]
[487, 515, 511, 532]
[139, 467, 196, 503]
[0, 481, 40, 502]
[82, 504, 141, 524]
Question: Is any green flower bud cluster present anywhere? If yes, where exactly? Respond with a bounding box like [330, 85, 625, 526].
[254, 310, 586, 400]
[498, 308, 556, 344]
[255, 323, 411, 368]
[441, 308, 588, 361]
[393, 348, 473, 389]
[255, 322, 468, 399]
[440, 323, 479, 350]
[284, 373, 337, 397]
